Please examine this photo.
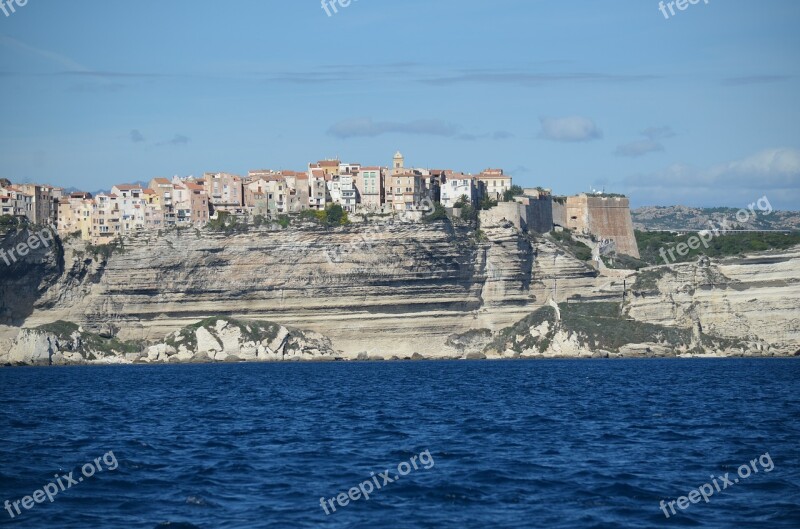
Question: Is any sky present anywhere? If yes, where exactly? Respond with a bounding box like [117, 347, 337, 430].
[0, 0, 799, 209]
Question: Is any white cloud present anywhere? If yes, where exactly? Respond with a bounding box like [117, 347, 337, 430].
[622, 148, 800, 208]
[328, 118, 459, 139]
[615, 139, 664, 158]
[538, 116, 602, 142]
[615, 125, 675, 157]
[327, 118, 512, 141]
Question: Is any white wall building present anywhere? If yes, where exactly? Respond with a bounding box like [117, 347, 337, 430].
[440, 174, 476, 208]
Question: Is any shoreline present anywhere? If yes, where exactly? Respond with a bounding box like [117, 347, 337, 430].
[3, 352, 798, 369]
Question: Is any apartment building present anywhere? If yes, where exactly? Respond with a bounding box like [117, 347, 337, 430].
[354, 166, 383, 210]
[477, 169, 513, 201]
[441, 173, 477, 208]
[204, 172, 243, 211]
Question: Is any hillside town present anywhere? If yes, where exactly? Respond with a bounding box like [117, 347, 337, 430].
[0, 151, 639, 257]
[0, 152, 512, 239]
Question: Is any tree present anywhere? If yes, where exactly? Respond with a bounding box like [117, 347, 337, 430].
[503, 185, 524, 202]
[325, 204, 349, 226]
[479, 195, 498, 210]
[454, 194, 470, 209]
[460, 204, 477, 222]
[422, 202, 448, 222]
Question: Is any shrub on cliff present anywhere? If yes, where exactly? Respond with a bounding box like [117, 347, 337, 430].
[550, 230, 592, 261]
[207, 211, 247, 233]
[503, 185, 524, 202]
[485, 306, 558, 354]
[325, 204, 349, 226]
[422, 202, 448, 223]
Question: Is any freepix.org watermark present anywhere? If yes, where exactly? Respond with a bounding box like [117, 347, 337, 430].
[0, 223, 57, 267]
[4, 451, 119, 519]
[658, 195, 772, 266]
[321, 0, 359, 17]
[319, 449, 434, 515]
[658, 0, 709, 20]
[0, 0, 28, 18]
[659, 452, 774, 519]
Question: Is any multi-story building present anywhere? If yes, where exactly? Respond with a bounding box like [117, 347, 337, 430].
[16, 184, 55, 225]
[173, 181, 209, 225]
[441, 173, 477, 208]
[309, 170, 329, 210]
[204, 172, 243, 211]
[0, 186, 33, 220]
[246, 177, 288, 216]
[309, 159, 340, 178]
[385, 172, 426, 211]
[55, 192, 92, 237]
[354, 166, 383, 210]
[141, 189, 164, 230]
[339, 174, 357, 213]
[111, 184, 146, 234]
[149, 178, 176, 226]
[90, 193, 121, 243]
[338, 162, 361, 176]
[284, 171, 310, 213]
[477, 169, 513, 201]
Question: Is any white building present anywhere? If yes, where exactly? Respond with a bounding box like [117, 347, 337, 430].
[111, 184, 146, 234]
[441, 174, 476, 208]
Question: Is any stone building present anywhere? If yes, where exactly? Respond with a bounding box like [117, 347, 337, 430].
[554, 194, 640, 258]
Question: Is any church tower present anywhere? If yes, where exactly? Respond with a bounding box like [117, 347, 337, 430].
[392, 151, 405, 175]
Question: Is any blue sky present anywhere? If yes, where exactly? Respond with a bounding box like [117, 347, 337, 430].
[1, 0, 798, 208]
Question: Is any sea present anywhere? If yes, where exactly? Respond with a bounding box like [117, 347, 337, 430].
[0, 359, 798, 528]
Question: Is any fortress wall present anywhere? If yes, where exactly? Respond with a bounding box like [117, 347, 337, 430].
[584, 197, 640, 258]
[552, 200, 568, 228]
[480, 202, 524, 230]
[521, 196, 553, 234]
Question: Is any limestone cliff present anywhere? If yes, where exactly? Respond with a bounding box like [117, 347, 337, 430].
[0, 318, 336, 366]
[1, 217, 798, 364]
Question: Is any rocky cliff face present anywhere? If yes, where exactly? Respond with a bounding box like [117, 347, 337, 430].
[1, 217, 798, 364]
[0, 318, 336, 366]
[625, 249, 800, 355]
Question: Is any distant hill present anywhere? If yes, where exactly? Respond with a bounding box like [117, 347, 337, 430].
[62, 180, 151, 196]
[632, 206, 800, 231]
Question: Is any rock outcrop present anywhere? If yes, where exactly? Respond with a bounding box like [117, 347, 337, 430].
[0, 317, 336, 366]
[2, 217, 798, 364]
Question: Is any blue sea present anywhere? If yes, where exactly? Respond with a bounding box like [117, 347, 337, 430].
[1, 359, 798, 528]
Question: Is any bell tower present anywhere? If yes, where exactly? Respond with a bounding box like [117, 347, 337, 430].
[392, 151, 405, 174]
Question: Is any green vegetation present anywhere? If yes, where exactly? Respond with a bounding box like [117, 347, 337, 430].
[85, 240, 124, 259]
[549, 230, 593, 261]
[503, 185, 524, 202]
[636, 230, 800, 266]
[445, 328, 493, 351]
[454, 196, 477, 222]
[479, 195, 498, 210]
[33, 321, 144, 357]
[601, 253, 648, 270]
[276, 215, 291, 228]
[486, 306, 558, 354]
[632, 268, 675, 291]
[35, 321, 80, 337]
[422, 202, 448, 223]
[325, 204, 349, 226]
[486, 302, 747, 355]
[297, 205, 349, 227]
[207, 211, 246, 233]
[165, 317, 283, 352]
[557, 302, 691, 351]
[0, 214, 20, 228]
